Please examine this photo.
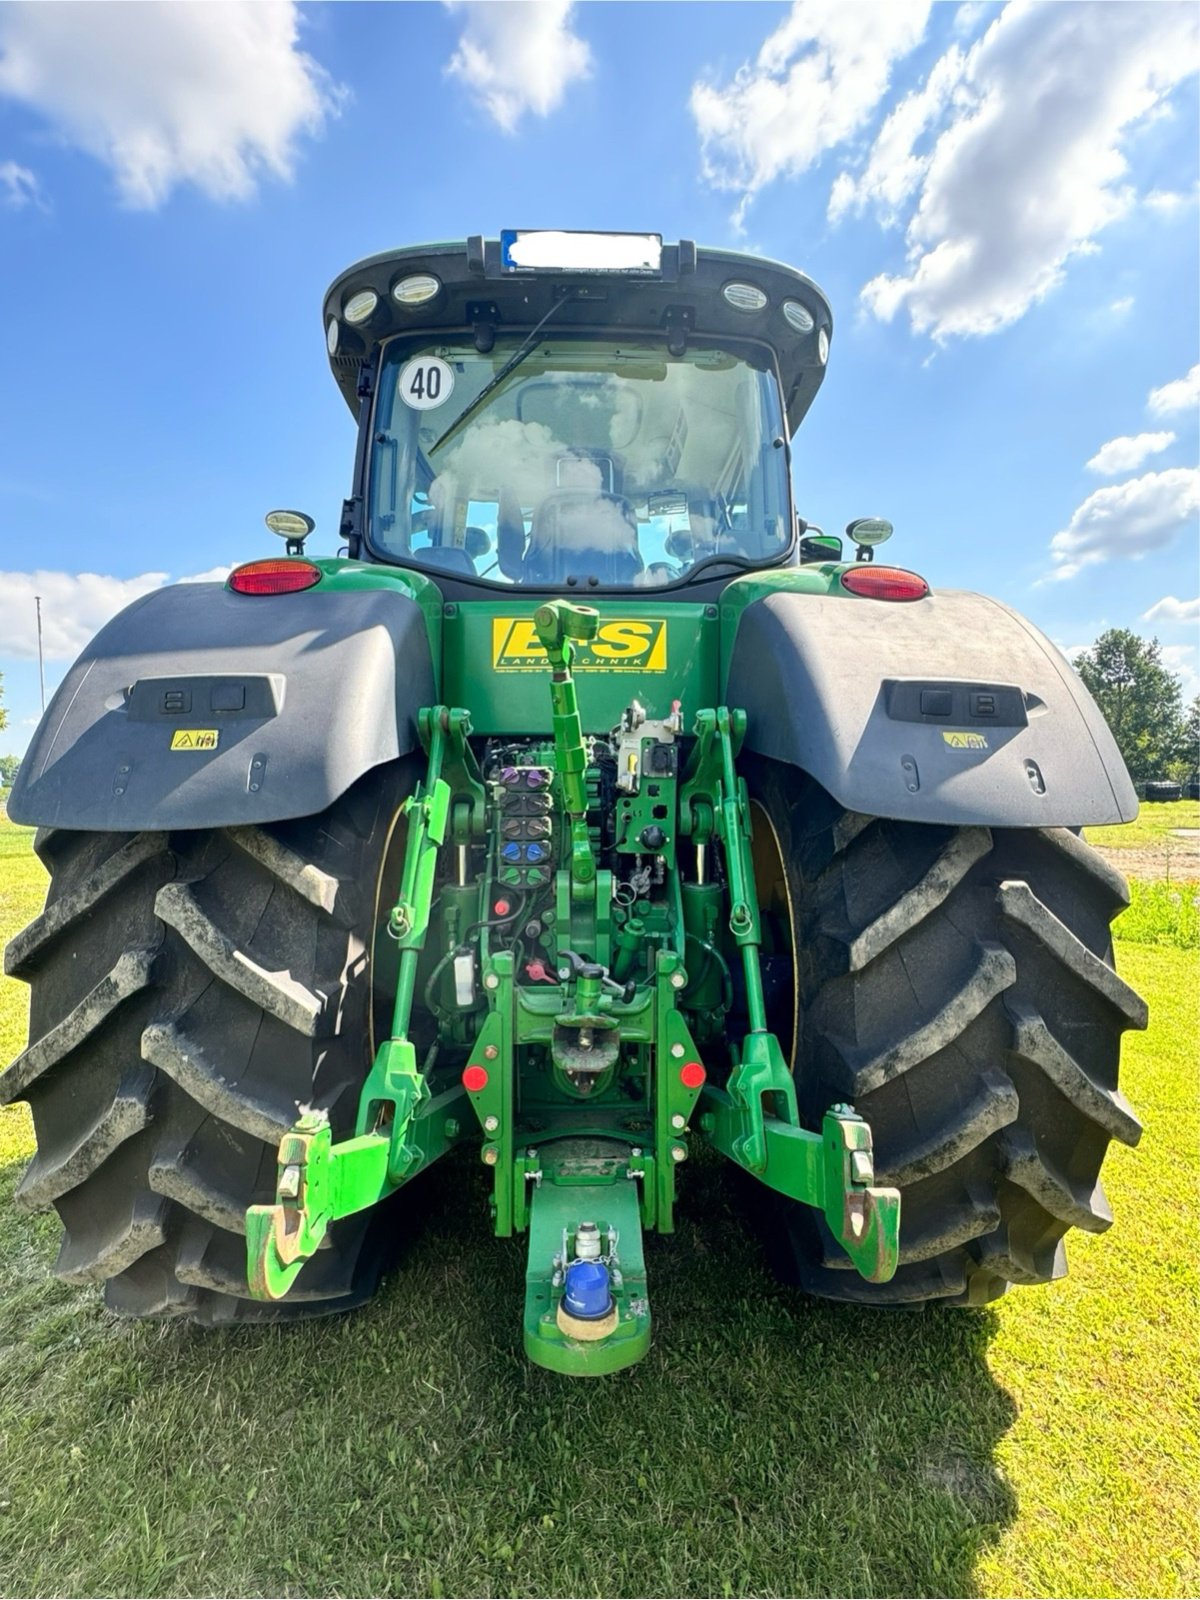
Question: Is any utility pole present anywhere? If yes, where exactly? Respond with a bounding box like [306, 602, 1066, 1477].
[35, 594, 45, 713]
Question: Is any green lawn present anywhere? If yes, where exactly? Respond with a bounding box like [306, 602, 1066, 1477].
[1085, 798, 1199, 851]
[0, 819, 1196, 1598]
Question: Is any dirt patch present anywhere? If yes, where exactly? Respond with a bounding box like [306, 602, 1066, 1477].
[1093, 836, 1200, 883]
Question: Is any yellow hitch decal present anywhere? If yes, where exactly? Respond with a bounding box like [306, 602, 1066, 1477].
[942, 730, 989, 751]
[170, 729, 219, 751]
[492, 617, 667, 672]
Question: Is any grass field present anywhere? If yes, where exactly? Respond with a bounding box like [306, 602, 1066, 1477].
[0, 817, 1196, 1598]
[1084, 798, 1199, 851]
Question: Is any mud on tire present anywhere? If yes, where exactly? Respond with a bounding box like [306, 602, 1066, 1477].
[2, 762, 416, 1324]
[746, 758, 1147, 1306]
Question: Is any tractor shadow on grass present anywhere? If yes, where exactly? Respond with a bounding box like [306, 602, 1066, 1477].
[0, 1147, 1017, 1600]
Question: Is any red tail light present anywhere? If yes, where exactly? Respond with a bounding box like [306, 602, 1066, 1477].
[228, 559, 322, 595]
[840, 565, 929, 601]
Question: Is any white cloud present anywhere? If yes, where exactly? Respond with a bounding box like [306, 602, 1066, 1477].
[952, 3, 994, 40]
[1086, 431, 1176, 476]
[1147, 364, 1200, 419]
[444, 1, 590, 133]
[1145, 187, 1197, 216]
[0, 158, 42, 208]
[0, 567, 232, 661]
[1109, 295, 1134, 316]
[691, 0, 931, 228]
[0, 1, 338, 208]
[853, 2, 1200, 339]
[1142, 595, 1200, 624]
[1046, 467, 1200, 581]
[829, 43, 965, 225]
[1162, 643, 1200, 700]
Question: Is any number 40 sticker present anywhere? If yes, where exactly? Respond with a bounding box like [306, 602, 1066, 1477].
[398, 356, 454, 410]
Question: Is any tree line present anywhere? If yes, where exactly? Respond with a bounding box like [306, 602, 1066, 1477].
[1075, 629, 1199, 786]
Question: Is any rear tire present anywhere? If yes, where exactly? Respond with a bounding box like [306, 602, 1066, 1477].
[2, 762, 417, 1324]
[745, 758, 1146, 1306]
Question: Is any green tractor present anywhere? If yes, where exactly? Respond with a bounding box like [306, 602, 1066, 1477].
[4, 231, 1146, 1375]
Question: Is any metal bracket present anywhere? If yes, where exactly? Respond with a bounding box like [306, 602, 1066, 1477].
[247, 704, 469, 1300]
[683, 705, 901, 1283]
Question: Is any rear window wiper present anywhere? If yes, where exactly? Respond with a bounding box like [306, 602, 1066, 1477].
[429, 293, 577, 457]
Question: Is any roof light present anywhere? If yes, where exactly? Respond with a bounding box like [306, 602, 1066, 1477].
[841, 566, 929, 602]
[229, 559, 322, 596]
[723, 281, 768, 313]
[462, 1064, 489, 1092]
[680, 1061, 706, 1090]
[782, 299, 814, 333]
[818, 328, 830, 365]
[326, 317, 339, 356]
[343, 289, 378, 325]
[392, 273, 441, 306]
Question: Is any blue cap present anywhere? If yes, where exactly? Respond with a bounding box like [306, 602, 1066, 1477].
[562, 1260, 613, 1320]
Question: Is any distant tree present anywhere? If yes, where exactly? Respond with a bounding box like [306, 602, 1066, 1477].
[1178, 695, 1200, 780]
[0, 669, 7, 734]
[0, 754, 20, 787]
[1074, 629, 1185, 782]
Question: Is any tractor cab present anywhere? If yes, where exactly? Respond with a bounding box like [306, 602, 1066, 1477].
[323, 232, 833, 592]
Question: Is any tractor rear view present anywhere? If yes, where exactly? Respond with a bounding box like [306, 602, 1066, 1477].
[4, 232, 1145, 1374]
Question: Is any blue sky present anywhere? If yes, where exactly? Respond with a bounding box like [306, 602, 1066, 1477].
[0, 0, 1197, 757]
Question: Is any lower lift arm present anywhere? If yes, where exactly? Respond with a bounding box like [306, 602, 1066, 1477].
[681, 708, 901, 1283]
[245, 707, 476, 1300]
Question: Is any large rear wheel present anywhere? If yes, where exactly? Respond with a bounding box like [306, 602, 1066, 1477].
[745, 757, 1146, 1306]
[2, 761, 417, 1324]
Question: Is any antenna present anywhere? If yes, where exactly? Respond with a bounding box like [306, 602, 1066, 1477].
[35, 594, 45, 714]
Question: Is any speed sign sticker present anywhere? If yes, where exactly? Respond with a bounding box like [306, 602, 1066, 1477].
[398, 356, 454, 410]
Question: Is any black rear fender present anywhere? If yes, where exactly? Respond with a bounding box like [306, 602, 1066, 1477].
[725, 588, 1136, 827]
[9, 583, 436, 830]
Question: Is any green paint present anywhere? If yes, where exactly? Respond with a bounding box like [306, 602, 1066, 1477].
[717, 563, 853, 691]
[523, 1149, 651, 1377]
[533, 601, 601, 895]
[311, 557, 445, 694]
[442, 599, 718, 734]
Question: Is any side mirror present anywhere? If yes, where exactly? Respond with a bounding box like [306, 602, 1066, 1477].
[846, 516, 893, 563]
[800, 533, 844, 563]
[265, 509, 315, 556]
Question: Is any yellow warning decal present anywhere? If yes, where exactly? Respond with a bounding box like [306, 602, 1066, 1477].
[492, 618, 667, 672]
[170, 729, 219, 751]
[942, 730, 989, 751]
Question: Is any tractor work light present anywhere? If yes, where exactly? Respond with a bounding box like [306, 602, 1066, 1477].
[782, 299, 815, 333]
[722, 281, 768, 313]
[326, 318, 339, 356]
[841, 566, 929, 601]
[343, 289, 379, 325]
[392, 273, 441, 306]
[228, 559, 322, 596]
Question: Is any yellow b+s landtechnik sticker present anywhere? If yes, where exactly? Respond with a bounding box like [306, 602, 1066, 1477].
[942, 730, 989, 751]
[170, 729, 219, 751]
[492, 618, 667, 672]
